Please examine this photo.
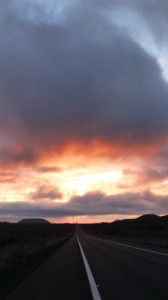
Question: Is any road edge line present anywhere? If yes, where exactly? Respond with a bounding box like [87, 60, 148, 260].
[88, 235, 168, 257]
[76, 234, 102, 300]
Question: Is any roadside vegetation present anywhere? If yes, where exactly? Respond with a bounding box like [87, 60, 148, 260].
[0, 223, 74, 299]
[82, 214, 168, 248]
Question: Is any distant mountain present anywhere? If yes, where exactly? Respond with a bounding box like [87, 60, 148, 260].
[136, 214, 159, 221]
[0, 221, 10, 224]
[18, 218, 50, 224]
[109, 214, 163, 231]
[83, 214, 168, 238]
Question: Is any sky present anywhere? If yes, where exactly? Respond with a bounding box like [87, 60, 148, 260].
[1, 0, 168, 223]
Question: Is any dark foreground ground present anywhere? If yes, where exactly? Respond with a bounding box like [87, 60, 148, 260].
[1, 215, 168, 299]
[3, 226, 168, 300]
[0, 223, 74, 299]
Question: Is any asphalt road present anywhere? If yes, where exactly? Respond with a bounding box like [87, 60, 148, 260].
[6, 227, 168, 300]
[78, 229, 168, 300]
[6, 233, 92, 300]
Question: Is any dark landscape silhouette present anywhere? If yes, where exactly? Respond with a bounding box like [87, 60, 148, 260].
[1, 215, 168, 299]
[82, 214, 168, 247]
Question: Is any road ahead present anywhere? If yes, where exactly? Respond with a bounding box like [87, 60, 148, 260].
[78, 228, 168, 300]
[6, 227, 168, 300]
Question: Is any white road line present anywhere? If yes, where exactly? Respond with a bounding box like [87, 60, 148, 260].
[76, 234, 102, 300]
[89, 235, 168, 257]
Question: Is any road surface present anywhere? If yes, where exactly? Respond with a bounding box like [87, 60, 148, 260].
[6, 227, 168, 300]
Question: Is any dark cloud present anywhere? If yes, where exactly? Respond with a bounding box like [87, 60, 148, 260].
[36, 166, 62, 173]
[123, 166, 168, 183]
[0, 190, 167, 220]
[0, 146, 38, 168]
[69, 191, 147, 215]
[138, 167, 168, 183]
[131, 0, 168, 41]
[0, 0, 168, 166]
[30, 184, 63, 200]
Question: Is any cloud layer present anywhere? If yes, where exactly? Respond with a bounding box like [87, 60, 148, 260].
[1, 1, 168, 221]
[0, 0, 168, 167]
[1, 191, 168, 220]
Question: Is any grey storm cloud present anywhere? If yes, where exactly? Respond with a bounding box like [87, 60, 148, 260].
[30, 184, 63, 200]
[0, 146, 38, 167]
[0, 190, 167, 220]
[129, 0, 168, 40]
[0, 0, 168, 166]
[139, 167, 168, 183]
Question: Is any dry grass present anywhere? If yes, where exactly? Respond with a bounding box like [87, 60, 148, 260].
[82, 215, 168, 248]
[0, 223, 74, 275]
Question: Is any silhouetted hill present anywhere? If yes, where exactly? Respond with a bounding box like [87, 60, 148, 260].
[0, 221, 11, 225]
[18, 218, 50, 224]
[136, 214, 159, 221]
[0, 221, 10, 224]
[82, 214, 168, 247]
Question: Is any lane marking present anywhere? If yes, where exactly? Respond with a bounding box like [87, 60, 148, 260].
[88, 235, 168, 257]
[76, 234, 102, 300]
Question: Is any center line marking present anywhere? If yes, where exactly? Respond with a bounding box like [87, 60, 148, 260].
[76, 234, 102, 300]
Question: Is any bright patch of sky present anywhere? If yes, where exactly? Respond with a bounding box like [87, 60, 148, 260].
[105, 6, 168, 82]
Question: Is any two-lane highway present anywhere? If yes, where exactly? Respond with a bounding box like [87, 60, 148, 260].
[5, 227, 168, 300]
